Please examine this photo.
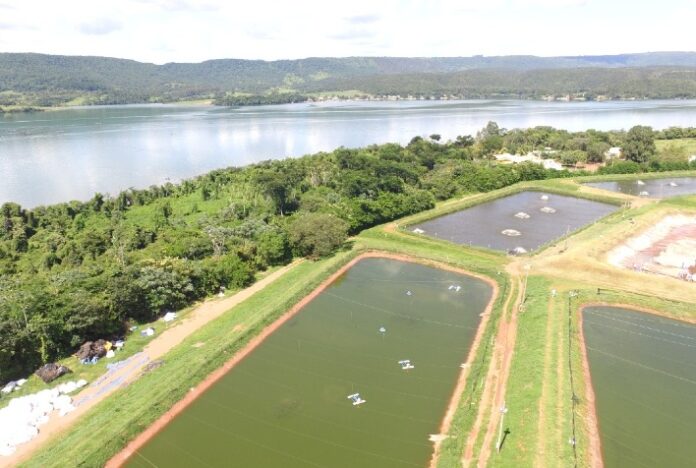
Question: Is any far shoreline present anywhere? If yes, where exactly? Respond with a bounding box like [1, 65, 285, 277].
[5, 95, 696, 114]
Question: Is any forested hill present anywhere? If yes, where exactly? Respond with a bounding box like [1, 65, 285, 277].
[2, 52, 696, 106]
[305, 67, 696, 100]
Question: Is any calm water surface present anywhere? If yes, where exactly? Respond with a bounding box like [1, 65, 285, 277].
[412, 191, 617, 252]
[3, 100, 696, 207]
[585, 177, 696, 198]
[582, 306, 696, 468]
[128, 258, 493, 468]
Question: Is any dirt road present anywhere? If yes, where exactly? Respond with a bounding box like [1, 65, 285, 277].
[3, 261, 299, 467]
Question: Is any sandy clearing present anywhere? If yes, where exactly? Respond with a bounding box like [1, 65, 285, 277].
[3, 261, 300, 468]
[607, 215, 696, 279]
[108, 251, 499, 468]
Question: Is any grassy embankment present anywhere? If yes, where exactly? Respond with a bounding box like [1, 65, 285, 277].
[392, 174, 696, 467]
[481, 193, 696, 467]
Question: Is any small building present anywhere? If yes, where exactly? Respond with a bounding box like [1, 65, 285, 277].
[605, 147, 622, 160]
[494, 152, 563, 171]
[542, 159, 563, 170]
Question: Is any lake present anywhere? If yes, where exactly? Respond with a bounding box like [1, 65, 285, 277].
[411, 191, 618, 252]
[582, 306, 696, 468]
[3, 99, 696, 207]
[585, 177, 696, 198]
[125, 257, 493, 468]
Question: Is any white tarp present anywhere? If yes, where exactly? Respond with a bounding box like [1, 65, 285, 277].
[0, 380, 86, 456]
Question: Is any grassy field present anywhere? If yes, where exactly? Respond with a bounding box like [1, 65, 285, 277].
[656, 138, 696, 157]
[19, 172, 696, 467]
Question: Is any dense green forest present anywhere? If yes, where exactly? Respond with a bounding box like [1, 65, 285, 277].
[3, 52, 696, 106]
[1, 123, 695, 384]
[214, 92, 310, 106]
[305, 67, 696, 100]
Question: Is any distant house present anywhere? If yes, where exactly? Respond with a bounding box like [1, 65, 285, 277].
[494, 152, 563, 170]
[542, 159, 563, 170]
[605, 147, 622, 160]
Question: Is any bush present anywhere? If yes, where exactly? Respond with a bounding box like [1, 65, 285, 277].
[288, 212, 348, 258]
[598, 160, 643, 175]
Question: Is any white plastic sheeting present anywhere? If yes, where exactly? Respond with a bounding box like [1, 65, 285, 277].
[0, 380, 86, 456]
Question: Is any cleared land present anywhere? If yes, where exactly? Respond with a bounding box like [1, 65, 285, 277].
[608, 214, 696, 280]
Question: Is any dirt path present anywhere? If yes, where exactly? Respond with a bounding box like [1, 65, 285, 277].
[474, 263, 526, 467]
[3, 261, 300, 468]
[461, 268, 520, 467]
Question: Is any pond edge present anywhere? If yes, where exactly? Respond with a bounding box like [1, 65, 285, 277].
[106, 251, 498, 468]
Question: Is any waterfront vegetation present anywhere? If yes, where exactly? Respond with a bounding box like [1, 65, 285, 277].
[2, 124, 696, 384]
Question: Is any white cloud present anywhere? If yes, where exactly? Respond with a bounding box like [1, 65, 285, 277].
[78, 18, 122, 35]
[0, 0, 689, 63]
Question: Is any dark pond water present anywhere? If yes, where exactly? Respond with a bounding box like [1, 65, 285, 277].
[127, 257, 493, 468]
[411, 191, 618, 252]
[582, 306, 696, 468]
[4, 99, 696, 207]
[584, 177, 696, 198]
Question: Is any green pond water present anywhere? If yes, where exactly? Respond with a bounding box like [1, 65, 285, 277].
[128, 258, 493, 468]
[582, 306, 696, 468]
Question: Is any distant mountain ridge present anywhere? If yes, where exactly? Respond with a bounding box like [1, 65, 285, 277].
[1, 51, 696, 106]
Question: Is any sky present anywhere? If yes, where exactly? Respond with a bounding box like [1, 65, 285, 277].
[0, 0, 694, 64]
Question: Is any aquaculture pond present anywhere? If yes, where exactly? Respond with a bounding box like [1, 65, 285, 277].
[127, 258, 493, 468]
[411, 191, 617, 252]
[585, 177, 696, 198]
[582, 306, 696, 467]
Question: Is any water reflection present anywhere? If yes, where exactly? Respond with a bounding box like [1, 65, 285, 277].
[3, 100, 696, 207]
